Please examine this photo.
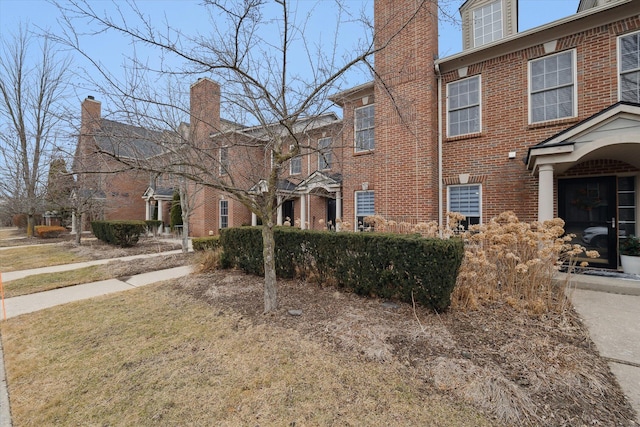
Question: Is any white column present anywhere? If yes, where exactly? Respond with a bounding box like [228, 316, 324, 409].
[157, 200, 164, 222]
[251, 213, 258, 226]
[335, 190, 342, 232]
[145, 200, 150, 220]
[277, 196, 283, 226]
[300, 194, 307, 230]
[538, 164, 555, 222]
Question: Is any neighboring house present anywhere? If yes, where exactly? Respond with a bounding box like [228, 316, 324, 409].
[74, 0, 640, 270]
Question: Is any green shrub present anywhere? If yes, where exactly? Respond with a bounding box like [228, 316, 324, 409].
[220, 227, 464, 311]
[144, 220, 163, 235]
[91, 220, 146, 247]
[192, 236, 221, 251]
[34, 225, 66, 239]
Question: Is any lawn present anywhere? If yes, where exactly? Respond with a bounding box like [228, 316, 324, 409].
[0, 245, 88, 272]
[0, 282, 493, 426]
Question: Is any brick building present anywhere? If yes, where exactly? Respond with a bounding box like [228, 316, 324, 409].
[75, 0, 640, 270]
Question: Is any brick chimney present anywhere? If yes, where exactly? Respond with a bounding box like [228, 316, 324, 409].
[80, 95, 101, 136]
[190, 78, 221, 146]
[373, 0, 439, 220]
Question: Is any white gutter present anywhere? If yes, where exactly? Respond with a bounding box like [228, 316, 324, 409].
[436, 62, 443, 236]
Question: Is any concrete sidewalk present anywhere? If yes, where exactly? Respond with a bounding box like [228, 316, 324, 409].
[2, 250, 184, 282]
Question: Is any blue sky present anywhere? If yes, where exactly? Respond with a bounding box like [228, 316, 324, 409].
[0, 0, 580, 106]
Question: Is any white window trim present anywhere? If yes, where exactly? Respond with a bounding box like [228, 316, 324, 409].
[318, 137, 332, 170]
[472, 0, 503, 48]
[528, 49, 578, 124]
[219, 199, 229, 229]
[447, 184, 482, 226]
[355, 190, 375, 231]
[354, 104, 375, 153]
[289, 155, 302, 175]
[618, 30, 640, 103]
[446, 75, 482, 138]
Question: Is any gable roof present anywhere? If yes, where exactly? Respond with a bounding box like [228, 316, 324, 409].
[527, 102, 640, 173]
[93, 119, 168, 160]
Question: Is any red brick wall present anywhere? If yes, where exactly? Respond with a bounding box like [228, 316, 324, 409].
[439, 16, 640, 223]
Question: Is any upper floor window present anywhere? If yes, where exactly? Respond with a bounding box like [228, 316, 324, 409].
[447, 76, 481, 137]
[355, 104, 374, 152]
[620, 31, 640, 103]
[529, 50, 575, 124]
[290, 156, 302, 175]
[355, 190, 375, 231]
[448, 184, 481, 229]
[473, 1, 502, 47]
[318, 137, 332, 170]
[219, 146, 229, 175]
[219, 199, 228, 229]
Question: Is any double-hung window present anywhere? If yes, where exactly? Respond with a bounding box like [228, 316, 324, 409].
[355, 104, 374, 152]
[620, 31, 640, 103]
[529, 50, 575, 123]
[290, 156, 302, 175]
[219, 200, 228, 229]
[355, 191, 375, 231]
[318, 137, 332, 170]
[473, 0, 502, 47]
[448, 184, 481, 229]
[447, 76, 481, 137]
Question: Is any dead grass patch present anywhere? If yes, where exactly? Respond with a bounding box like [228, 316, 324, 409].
[1, 282, 492, 426]
[0, 245, 88, 272]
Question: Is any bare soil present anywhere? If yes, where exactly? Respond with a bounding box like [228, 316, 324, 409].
[176, 270, 638, 426]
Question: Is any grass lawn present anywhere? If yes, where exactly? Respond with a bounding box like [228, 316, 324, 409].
[0, 245, 88, 272]
[0, 282, 494, 426]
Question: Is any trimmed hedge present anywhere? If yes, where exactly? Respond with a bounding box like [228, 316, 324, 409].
[192, 236, 221, 251]
[34, 225, 66, 239]
[220, 227, 464, 311]
[91, 220, 146, 247]
[144, 220, 163, 235]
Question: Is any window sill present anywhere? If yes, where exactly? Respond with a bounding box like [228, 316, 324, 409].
[354, 149, 375, 156]
[527, 117, 579, 130]
[445, 132, 483, 142]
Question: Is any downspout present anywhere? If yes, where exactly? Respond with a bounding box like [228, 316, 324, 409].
[435, 61, 443, 236]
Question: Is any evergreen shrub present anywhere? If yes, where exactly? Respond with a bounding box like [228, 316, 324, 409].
[91, 220, 146, 247]
[170, 192, 183, 230]
[144, 220, 163, 235]
[193, 236, 221, 251]
[220, 227, 464, 311]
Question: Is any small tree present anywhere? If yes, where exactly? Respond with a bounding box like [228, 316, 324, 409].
[0, 25, 71, 237]
[170, 191, 182, 231]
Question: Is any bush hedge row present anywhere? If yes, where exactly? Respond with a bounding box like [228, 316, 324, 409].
[220, 227, 464, 311]
[34, 225, 66, 239]
[91, 220, 146, 247]
[144, 220, 163, 234]
[192, 236, 221, 251]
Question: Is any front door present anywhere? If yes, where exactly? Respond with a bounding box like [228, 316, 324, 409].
[327, 198, 336, 229]
[558, 176, 617, 268]
[283, 200, 294, 224]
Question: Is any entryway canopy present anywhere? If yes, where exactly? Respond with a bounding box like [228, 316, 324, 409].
[526, 102, 640, 221]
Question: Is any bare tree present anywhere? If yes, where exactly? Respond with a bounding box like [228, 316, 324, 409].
[55, 0, 433, 312]
[0, 25, 72, 237]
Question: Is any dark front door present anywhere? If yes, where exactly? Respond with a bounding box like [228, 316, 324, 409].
[283, 200, 294, 224]
[327, 198, 336, 229]
[558, 176, 617, 268]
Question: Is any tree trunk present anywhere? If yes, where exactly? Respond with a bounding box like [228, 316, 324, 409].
[26, 214, 35, 238]
[179, 186, 190, 254]
[74, 212, 82, 246]
[262, 222, 278, 312]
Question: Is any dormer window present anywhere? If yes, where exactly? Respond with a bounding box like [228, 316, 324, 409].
[473, 0, 503, 47]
